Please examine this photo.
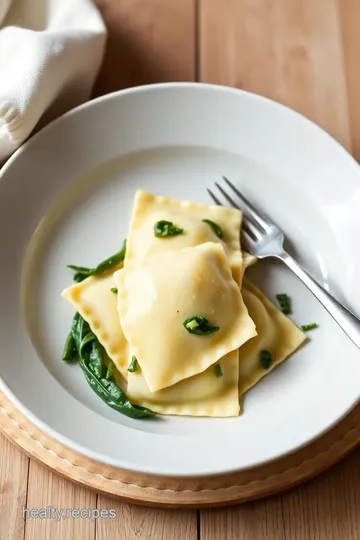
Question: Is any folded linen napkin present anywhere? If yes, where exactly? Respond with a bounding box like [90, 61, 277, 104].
[0, 0, 106, 160]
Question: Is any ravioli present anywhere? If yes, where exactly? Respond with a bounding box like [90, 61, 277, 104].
[115, 242, 257, 392]
[238, 278, 306, 396]
[127, 350, 240, 417]
[239, 250, 257, 285]
[62, 272, 129, 378]
[124, 190, 243, 271]
[242, 251, 257, 270]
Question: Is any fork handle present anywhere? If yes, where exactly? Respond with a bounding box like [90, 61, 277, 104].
[279, 251, 360, 348]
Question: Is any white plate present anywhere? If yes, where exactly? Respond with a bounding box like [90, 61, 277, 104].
[1, 83, 360, 477]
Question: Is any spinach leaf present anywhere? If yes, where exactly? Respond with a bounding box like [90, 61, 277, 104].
[73, 272, 88, 283]
[63, 312, 156, 419]
[300, 322, 318, 331]
[62, 312, 80, 362]
[69, 266, 91, 272]
[127, 356, 139, 373]
[183, 315, 220, 335]
[80, 332, 96, 355]
[276, 293, 291, 315]
[67, 239, 126, 282]
[73, 315, 91, 357]
[260, 350, 272, 369]
[79, 357, 156, 419]
[214, 363, 223, 378]
[202, 219, 223, 239]
[88, 339, 106, 379]
[154, 220, 184, 238]
[106, 360, 115, 381]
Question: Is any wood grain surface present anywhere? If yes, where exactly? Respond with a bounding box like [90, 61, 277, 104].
[1, 0, 360, 538]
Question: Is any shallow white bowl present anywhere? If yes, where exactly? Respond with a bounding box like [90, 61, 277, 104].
[1, 83, 360, 477]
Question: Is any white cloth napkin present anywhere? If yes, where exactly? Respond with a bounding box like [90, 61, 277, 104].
[0, 0, 106, 161]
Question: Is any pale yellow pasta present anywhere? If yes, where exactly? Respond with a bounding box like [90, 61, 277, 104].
[60, 183, 307, 421]
[124, 190, 243, 271]
[115, 242, 257, 392]
[239, 250, 257, 286]
[62, 271, 129, 378]
[127, 350, 239, 417]
[238, 278, 306, 396]
[241, 250, 257, 270]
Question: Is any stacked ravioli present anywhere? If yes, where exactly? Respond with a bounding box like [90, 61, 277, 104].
[63, 190, 306, 418]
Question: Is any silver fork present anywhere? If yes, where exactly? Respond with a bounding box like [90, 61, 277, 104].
[208, 176, 360, 348]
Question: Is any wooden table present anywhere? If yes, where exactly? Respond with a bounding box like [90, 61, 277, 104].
[1, 1, 360, 538]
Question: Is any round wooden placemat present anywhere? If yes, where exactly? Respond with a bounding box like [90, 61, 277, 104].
[1, 391, 359, 508]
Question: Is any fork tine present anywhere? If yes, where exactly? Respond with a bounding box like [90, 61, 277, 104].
[214, 182, 241, 210]
[242, 217, 262, 240]
[207, 188, 221, 206]
[240, 229, 256, 252]
[213, 181, 262, 238]
[222, 176, 270, 231]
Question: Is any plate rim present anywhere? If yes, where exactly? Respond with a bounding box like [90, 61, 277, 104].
[1, 82, 360, 477]
[2, 82, 359, 182]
